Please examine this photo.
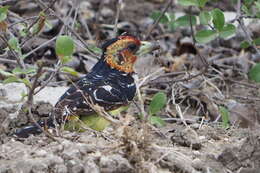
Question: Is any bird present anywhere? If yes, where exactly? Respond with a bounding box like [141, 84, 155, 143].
[14, 35, 159, 138]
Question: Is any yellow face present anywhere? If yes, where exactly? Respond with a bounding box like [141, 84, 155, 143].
[104, 36, 141, 73]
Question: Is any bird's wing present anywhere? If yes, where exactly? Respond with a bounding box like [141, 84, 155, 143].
[55, 76, 129, 115]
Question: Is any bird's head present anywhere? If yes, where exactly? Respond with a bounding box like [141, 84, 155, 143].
[101, 35, 159, 73]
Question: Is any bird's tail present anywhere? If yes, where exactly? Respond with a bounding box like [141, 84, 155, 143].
[14, 118, 55, 138]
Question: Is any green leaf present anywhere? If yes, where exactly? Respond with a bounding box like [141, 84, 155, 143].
[21, 91, 28, 99]
[60, 56, 72, 64]
[197, 0, 208, 7]
[3, 76, 21, 84]
[0, 69, 14, 77]
[199, 11, 211, 25]
[195, 30, 218, 43]
[12, 67, 23, 74]
[8, 37, 21, 54]
[257, 12, 260, 18]
[248, 63, 260, 82]
[12, 67, 36, 75]
[19, 26, 28, 37]
[167, 13, 175, 21]
[61, 66, 79, 77]
[31, 12, 46, 35]
[150, 11, 170, 24]
[149, 116, 166, 127]
[178, 0, 198, 6]
[44, 19, 53, 29]
[255, 1, 260, 10]
[253, 37, 260, 46]
[211, 8, 225, 30]
[240, 41, 250, 49]
[21, 78, 32, 88]
[88, 45, 102, 55]
[219, 24, 236, 38]
[241, 5, 251, 16]
[55, 35, 74, 57]
[3, 76, 31, 88]
[255, 1, 260, 11]
[244, 0, 255, 6]
[0, 6, 9, 22]
[149, 92, 167, 115]
[219, 106, 230, 129]
[172, 15, 197, 28]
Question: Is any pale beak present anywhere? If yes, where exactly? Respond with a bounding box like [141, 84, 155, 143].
[136, 41, 160, 56]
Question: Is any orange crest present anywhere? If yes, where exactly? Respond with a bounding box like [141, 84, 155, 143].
[104, 36, 141, 73]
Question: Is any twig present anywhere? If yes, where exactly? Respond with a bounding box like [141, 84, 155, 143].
[27, 63, 44, 105]
[0, 0, 16, 5]
[0, 57, 75, 76]
[203, 76, 224, 98]
[0, 57, 16, 64]
[144, 0, 173, 40]
[188, 6, 209, 68]
[188, 6, 196, 44]
[27, 107, 59, 142]
[163, 117, 209, 124]
[58, 2, 75, 35]
[145, 5, 210, 86]
[199, 116, 205, 129]
[0, 35, 25, 69]
[136, 84, 147, 120]
[10, 60, 59, 141]
[232, 95, 260, 102]
[235, 0, 260, 53]
[25, 63, 58, 140]
[154, 151, 171, 164]
[34, 61, 62, 95]
[226, 78, 259, 89]
[8, 16, 39, 28]
[71, 5, 79, 31]
[146, 5, 209, 86]
[20, 0, 57, 47]
[79, 17, 93, 41]
[31, 4, 76, 95]
[33, 3, 79, 95]
[137, 67, 165, 88]
[113, 0, 122, 37]
[171, 83, 188, 126]
[22, 36, 57, 60]
[34, 0, 99, 58]
[148, 70, 205, 85]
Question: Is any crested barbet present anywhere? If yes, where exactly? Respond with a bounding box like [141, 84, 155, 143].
[15, 35, 159, 138]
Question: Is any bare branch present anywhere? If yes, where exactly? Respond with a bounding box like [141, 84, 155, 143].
[113, 0, 122, 37]
[235, 0, 260, 53]
[144, 0, 173, 40]
[34, 0, 99, 58]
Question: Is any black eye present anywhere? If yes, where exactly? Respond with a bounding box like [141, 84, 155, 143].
[128, 44, 138, 52]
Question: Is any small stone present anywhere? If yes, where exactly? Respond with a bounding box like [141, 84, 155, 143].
[171, 128, 202, 150]
[199, 136, 206, 140]
[67, 159, 84, 173]
[192, 151, 201, 157]
[34, 149, 47, 157]
[83, 157, 100, 173]
[99, 154, 133, 173]
[31, 162, 48, 173]
[100, 8, 114, 17]
[238, 168, 260, 173]
[192, 158, 204, 170]
[54, 164, 68, 173]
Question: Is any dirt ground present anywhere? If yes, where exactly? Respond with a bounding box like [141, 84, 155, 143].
[1, 0, 260, 173]
[1, 99, 260, 173]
